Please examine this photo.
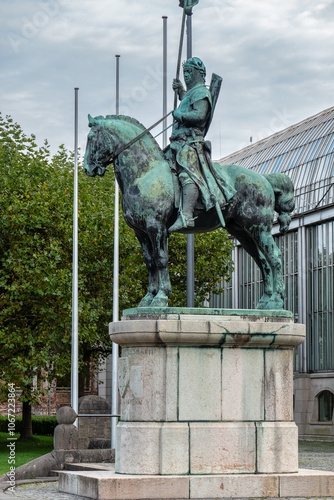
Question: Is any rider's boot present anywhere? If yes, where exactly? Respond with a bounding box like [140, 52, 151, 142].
[169, 183, 199, 233]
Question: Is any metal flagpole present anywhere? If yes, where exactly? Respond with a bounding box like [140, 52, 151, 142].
[162, 16, 168, 149]
[71, 87, 79, 424]
[186, 12, 195, 308]
[111, 55, 120, 449]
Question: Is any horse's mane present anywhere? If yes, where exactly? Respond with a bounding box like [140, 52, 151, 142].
[106, 114, 145, 130]
[103, 114, 165, 155]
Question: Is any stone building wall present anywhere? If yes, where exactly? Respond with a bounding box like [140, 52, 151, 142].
[294, 374, 334, 440]
[0, 388, 96, 417]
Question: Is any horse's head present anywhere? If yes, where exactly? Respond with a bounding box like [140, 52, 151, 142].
[84, 115, 114, 177]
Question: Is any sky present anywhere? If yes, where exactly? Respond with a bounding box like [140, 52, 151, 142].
[1, 0, 334, 161]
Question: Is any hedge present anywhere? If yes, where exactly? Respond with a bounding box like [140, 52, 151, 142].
[0, 415, 57, 435]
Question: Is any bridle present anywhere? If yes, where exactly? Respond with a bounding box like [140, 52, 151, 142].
[108, 110, 173, 164]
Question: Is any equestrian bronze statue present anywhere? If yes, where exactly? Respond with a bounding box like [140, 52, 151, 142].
[84, 57, 295, 311]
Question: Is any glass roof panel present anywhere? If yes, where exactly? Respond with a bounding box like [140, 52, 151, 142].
[218, 107, 334, 214]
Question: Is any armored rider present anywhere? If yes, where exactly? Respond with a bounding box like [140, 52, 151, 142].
[167, 57, 235, 233]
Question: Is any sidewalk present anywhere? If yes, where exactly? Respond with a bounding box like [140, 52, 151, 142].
[0, 440, 333, 499]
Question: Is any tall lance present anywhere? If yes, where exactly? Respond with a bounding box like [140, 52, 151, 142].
[179, 0, 199, 15]
[174, 0, 199, 110]
[174, 0, 226, 233]
[174, 7, 186, 110]
[175, 0, 199, 309]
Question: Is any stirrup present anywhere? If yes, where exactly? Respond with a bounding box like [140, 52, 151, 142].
[169, 213, 197, 233]
[180, 211, 197, 228]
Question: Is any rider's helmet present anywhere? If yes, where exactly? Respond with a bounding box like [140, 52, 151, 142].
[183, 57, 206, 78]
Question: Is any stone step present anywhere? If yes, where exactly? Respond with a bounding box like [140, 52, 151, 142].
[58, 468, 334, 499]
[64, 463, 115, 472]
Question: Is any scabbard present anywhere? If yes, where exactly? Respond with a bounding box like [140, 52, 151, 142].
[193, 143, 226, 228]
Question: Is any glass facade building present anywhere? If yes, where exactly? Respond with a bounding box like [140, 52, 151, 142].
[211, 106, 334, 438]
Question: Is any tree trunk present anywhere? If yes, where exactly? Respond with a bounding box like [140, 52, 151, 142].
[79, 350, 91, 398]
[20, 400, 33, 439]
[79, 371, 85, 398]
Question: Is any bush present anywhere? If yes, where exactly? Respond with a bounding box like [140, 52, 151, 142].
[31, 416, 57, 435]
[0, 415, 57, 435]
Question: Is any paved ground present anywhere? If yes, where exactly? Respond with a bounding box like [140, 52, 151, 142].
[298, 439, 334, 472]
[0, 440, 333, 499]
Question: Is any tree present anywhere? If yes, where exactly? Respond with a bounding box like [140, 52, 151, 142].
[0, 113, 233, 436]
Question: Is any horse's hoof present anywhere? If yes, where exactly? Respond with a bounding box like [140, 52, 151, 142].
[265, 300, 284, 311]
[264, 296, 284, 310]
[256, 295, 271, 310]
[138, 293, 155, 307]
[150, 291, 169, 307]
[150, 297, 169, 307]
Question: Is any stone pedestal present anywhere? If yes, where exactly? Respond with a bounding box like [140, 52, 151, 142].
[110, 308, 304, 476]
[58, 308, 334, 499]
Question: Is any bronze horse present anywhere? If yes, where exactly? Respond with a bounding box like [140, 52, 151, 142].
[84, 114, 295, 310]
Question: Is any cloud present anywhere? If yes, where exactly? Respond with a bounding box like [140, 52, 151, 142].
[1, 0, 333, 160]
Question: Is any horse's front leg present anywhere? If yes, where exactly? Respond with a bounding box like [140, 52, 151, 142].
[149, 225, 171, 307]
[135, 231, 159, 307]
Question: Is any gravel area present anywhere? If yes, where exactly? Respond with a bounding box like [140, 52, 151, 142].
[298, 439, 334, 472]
[2, 480, 87, 499]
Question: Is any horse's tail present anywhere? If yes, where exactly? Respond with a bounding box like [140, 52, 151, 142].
[264, 173, 295, 235]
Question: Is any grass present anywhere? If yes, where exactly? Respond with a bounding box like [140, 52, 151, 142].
[0, 432, 53, 475]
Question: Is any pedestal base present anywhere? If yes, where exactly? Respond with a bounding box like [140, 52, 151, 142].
[58, 469, 334, 499]
[116, 421, 298, 475]
[110, 309, 305, 476]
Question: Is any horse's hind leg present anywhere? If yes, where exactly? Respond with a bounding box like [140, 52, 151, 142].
[135, 230, 159, 307]
[257, 231, 284, 310]
[253, 249, 273, 309]
[228, 224, 273, 309]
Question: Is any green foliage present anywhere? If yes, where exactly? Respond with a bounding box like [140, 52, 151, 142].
[0, 416, 57, 435]
[168, 231, 234, 307]
[0, 113, 233, 413]
[0, 112, 118, 408]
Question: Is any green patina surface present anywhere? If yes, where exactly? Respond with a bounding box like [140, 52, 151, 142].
[122, 307, 293, 319]
[84, 58, 295, 312]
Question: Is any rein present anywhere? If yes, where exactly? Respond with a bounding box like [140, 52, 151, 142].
[109, 110, 173, 163]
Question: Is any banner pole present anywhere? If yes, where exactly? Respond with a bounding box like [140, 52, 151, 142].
[71, 87, 79, 424]
[111, 55, 120, 449]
